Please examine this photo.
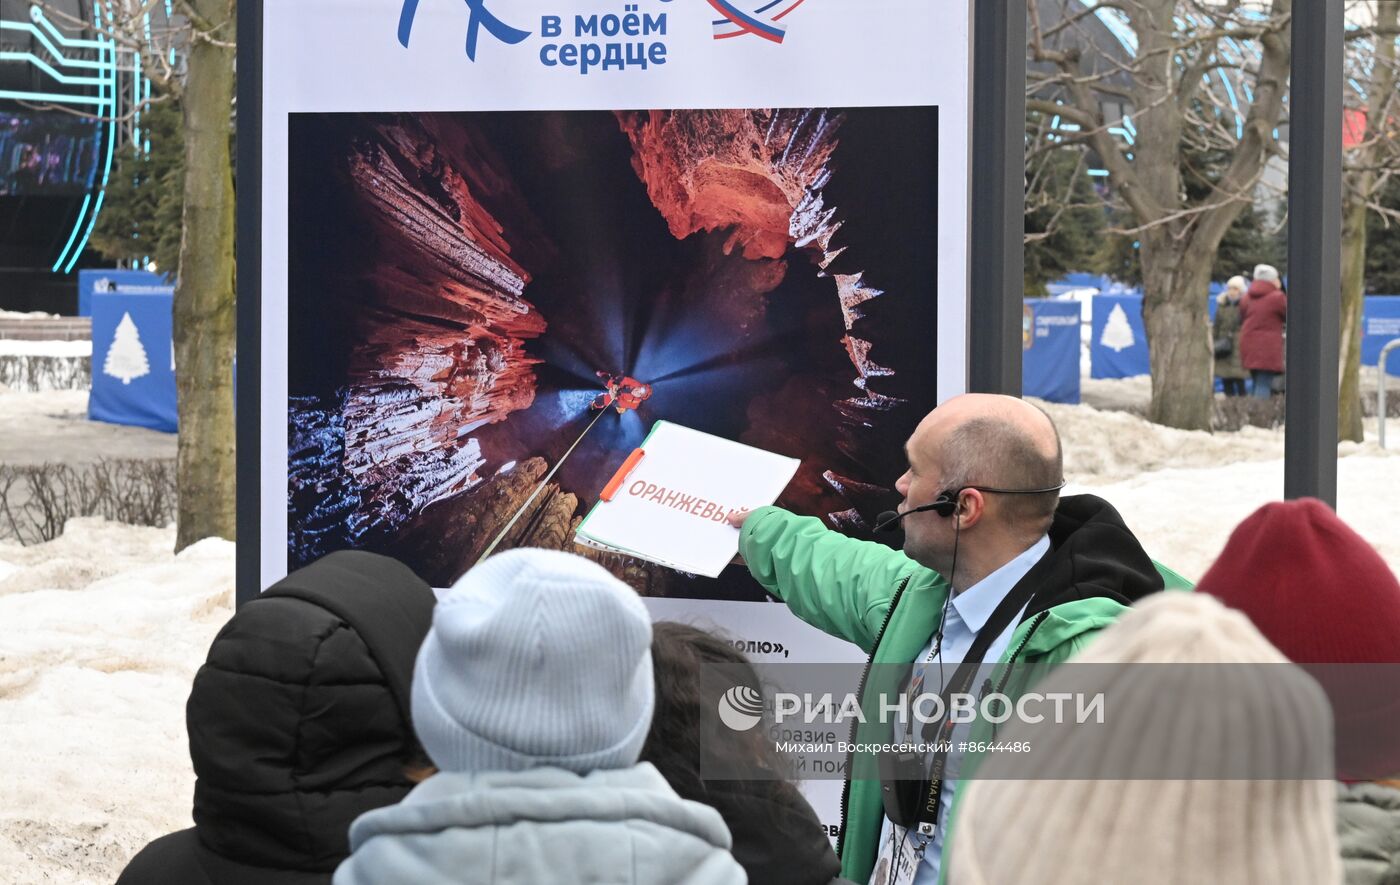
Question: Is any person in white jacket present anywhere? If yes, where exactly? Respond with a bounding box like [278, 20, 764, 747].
[333, 549, 746, 885]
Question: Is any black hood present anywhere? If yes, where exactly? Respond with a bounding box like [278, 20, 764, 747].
[185, 550, 436, 873]
[703, 780, 843, 885]
[1023, 493, 1165, 618]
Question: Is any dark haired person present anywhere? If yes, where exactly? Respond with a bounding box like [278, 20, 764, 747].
[643, 621, 852, 885]
[116, 551, 437, 885]
[729, 393, 1182, 884]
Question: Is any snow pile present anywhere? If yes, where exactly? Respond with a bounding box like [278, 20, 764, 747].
[0, 520, 233, 884]
[1038, 397, 1400, 580]
[1068, 454, 1400, 582]
[0, 310, 59, 321]
[0, 388, 89, 421]
[0, 340, 92, 358]
[1044, 400, 1285, 482]
[0, 397, 1397, 883]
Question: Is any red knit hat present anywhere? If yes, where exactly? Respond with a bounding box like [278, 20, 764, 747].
[1196, 498, 1400, 663]
[1196, 498, 1400, 779]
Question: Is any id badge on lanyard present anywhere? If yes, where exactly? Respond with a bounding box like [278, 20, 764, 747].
[871, 825, 929, 885]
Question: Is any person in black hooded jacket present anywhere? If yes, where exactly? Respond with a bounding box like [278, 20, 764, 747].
[643, 621, 855, 885]
[115, 550, 437, 885]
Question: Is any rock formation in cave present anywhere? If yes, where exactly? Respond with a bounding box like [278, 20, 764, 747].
[291, 107, 932, 594]
[288, 116, 547, 566]
[616, 108, 911, 529]
[390, 456, 672, 593]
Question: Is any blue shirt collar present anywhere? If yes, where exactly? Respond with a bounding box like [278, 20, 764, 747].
[949, 534, 1051, 634]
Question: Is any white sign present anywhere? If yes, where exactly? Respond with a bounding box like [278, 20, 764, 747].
[259, 0, 973, 596]
[575, 421, 800, 577]
[253, 35, 975, 853]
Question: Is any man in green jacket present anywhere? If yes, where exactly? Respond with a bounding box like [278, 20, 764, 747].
[730, 394, 1179, 884]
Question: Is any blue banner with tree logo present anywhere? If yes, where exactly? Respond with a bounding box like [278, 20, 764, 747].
[1091, 293, 1150, 379]
[89, 291, 177, 432]
[77, 269, 174, 317]
[1023, 299, 1081, 403]
[1362, 296, 1400, 377]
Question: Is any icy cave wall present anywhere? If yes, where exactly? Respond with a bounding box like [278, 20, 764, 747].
[288, 117, 545, 565]
[616, 108, 911, 530]
[289, 108, 930, 585]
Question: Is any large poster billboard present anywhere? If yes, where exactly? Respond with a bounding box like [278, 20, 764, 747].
[253, 0, 971, 640]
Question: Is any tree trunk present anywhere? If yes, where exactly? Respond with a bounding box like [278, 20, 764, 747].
[1142, 240, 1214, 430]
[1339, 193, 1367, 443]
[174, 3, 237, 550]
[1338, 1, 1397, 444]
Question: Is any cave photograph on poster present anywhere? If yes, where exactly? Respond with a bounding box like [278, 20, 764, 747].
[287, 108, 938, 601]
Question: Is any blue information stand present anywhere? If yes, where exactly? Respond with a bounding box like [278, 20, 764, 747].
[1362, 296, 1400, 377]
[89, 290, 178, 433]
[1022, 299, 1081, 403]
[77, 269, 174, 317]
[1090, 293, 1151, 379]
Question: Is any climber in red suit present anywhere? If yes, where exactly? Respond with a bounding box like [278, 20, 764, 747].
[591, 372, 652, 414]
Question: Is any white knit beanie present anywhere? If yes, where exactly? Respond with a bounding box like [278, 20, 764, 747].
[1254, 263, 1280, 283]
[949, 593, 1341, 885]
[411, 548, 655, 774]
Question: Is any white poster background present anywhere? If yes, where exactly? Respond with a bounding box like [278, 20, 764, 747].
[262, 0, 970, 838]
[261, 0, 971, 594]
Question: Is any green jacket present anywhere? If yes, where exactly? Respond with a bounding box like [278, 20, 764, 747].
[1339, 781, 1400, 885]
[739, 495, 1190, 884]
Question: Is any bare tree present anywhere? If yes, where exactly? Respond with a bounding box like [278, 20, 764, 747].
[1028, 0, 1291, 430]
[1341, 0, 1400, 442]
[29, 0, 235, 549]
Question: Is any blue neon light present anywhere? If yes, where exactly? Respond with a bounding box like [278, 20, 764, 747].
[51, 3, 119, 272]
[0, 89, 106, 106]
[63, 1, 120, 273]
[51, 195, 92, 273]
[1217, 70, 1244, 139]
[0, 50, 106, 84]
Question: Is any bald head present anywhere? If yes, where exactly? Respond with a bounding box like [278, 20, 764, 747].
[911, 394, 1063, 536]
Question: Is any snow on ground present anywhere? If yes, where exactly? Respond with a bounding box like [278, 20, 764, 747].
[0, 520, 233, 885]
[0, 390, 175, 465]
[0, 340, 91, 357]
[0, 310, 59, 321]
[1041, 379, 1400, 580]
[0, 386, 1398, 883]
[1067, 453, 1400, 581]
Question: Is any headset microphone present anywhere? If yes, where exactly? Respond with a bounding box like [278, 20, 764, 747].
[874, 505, 939, 533]
[873, 481, 1067, 533]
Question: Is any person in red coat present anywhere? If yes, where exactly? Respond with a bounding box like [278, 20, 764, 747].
[1238, 263, 1287, 398]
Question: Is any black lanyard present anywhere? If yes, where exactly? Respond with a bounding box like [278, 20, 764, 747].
[879, 550, 1052, 832]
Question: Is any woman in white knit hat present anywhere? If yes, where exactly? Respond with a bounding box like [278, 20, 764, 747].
[333, 549, 746, 885]
[948, 592, 1341, 885]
